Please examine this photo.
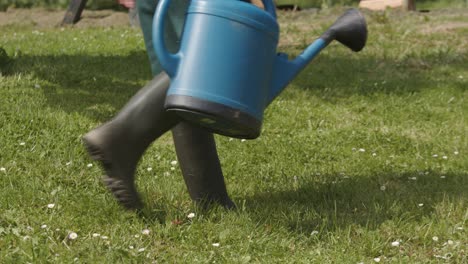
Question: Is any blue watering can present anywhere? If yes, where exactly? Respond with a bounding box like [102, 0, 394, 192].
[153, 0, 367, 139]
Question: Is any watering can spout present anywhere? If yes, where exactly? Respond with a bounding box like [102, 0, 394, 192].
[154, 0, 367, 139]
[268, 8, 367, 105]
[269, 39, 328, 104]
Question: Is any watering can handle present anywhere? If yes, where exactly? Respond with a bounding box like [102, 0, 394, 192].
[153, 0, 181, 78]
[153, 0, 277, 77]
[260, 0, 277, 19]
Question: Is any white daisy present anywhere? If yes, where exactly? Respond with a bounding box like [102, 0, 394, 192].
[68, 232, 78, 240]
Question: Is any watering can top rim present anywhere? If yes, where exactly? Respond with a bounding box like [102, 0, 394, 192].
[188, 0, 279, 39]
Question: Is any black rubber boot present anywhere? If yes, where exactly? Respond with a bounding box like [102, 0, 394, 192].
[83, 72, 235, 210]
[137, 0, 235, 209]
[83, 73, 178, 210]
[172, 123, 235, 209]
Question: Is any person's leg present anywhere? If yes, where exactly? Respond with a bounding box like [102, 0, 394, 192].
[83, 73, 177, 210]
[137, 0, 234, 208]
[83, 0, 234, 210]
[83, 0, 179, 210]
[172, 123, 234, 208]
[137, 0, 185, 75]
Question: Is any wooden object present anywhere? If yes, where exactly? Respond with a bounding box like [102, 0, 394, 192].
[61, 0, 88, 25]
[359, 0, 415, 11]
[403, 0, 416, 11]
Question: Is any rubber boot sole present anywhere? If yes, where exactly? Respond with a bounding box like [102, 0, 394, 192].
[82, 135, 143, 211]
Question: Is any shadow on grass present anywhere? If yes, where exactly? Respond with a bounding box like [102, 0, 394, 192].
[279, 45, 466, 101]
[8, 46, 466, 122]
[8, 51, 152, 122]
[243, 171, 467, 234]
[7, 45, 467, 229]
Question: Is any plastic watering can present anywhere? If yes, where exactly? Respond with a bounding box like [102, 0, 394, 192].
[153, 0, 367, 139]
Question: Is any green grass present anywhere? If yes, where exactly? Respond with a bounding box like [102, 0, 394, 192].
[0, 0, 119, 10]
[1, 7, 467, 263]
[274, 0, 467, 9]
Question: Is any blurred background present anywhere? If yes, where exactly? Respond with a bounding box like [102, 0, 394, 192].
[0, 0, 467, 11]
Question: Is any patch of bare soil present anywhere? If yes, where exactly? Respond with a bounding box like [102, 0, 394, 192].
[421, 22, 468, 34]
[0, 7, 131, 28]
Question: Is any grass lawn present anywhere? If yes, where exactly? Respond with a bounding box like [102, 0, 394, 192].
[1, 6, 467, 263]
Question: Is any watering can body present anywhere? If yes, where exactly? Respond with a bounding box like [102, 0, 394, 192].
[154, 0, 280, 138]
[153, 0, 367, 139]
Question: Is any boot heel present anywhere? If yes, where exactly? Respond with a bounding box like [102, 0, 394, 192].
[102, 176, 143, 210]
[82, 134, 143, 210]
[83, 137, 104, 161]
